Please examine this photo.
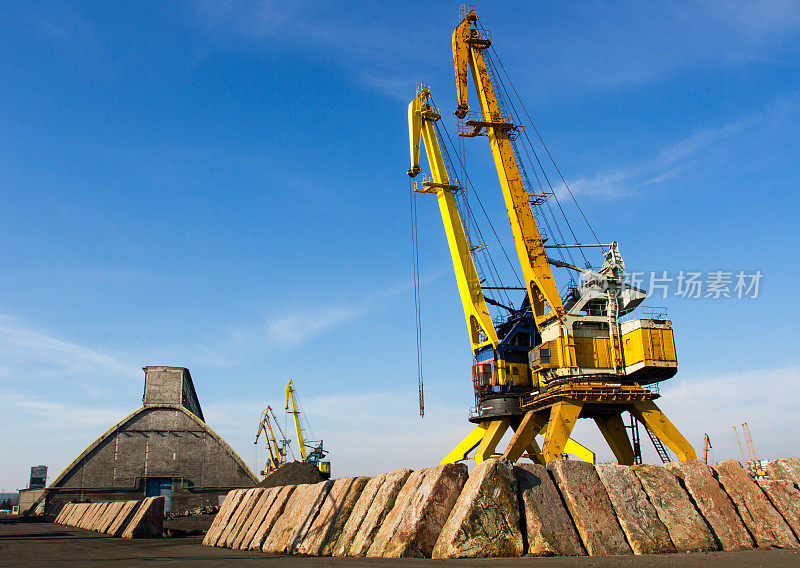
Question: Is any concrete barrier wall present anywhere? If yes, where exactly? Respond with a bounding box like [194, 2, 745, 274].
[53, 497, 164, 539]
[202, 457, 800, 558]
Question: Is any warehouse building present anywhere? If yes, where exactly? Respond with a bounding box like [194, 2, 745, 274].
[43, 366, 256, 512]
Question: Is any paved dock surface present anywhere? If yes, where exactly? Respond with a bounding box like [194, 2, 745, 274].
[1, 520, 799, 567]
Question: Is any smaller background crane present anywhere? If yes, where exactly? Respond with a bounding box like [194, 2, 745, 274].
[733, 422, 765, 478]
[254, 405, 291, 477]
[285, 380, 331, 479]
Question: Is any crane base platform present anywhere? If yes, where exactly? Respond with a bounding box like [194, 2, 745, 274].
[442, 382, 696, 466]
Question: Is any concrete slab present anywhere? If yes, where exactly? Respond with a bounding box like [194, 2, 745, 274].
[548, 459, 631, 556]
[248, 485, 295, 551]
[263, 482, 331, 554]
[376, 463, 468, 558]
[107, 501, 140, 536]
[515, 463, 585, 556]
[331, 472, 387, 557]
[765, 458, 800, 486]
[633, 463, 717, 552]
[222, 488, 264, 548]
[204, 489, 246, 547]
[285, 480, 334, 554]
[759, 480, 800, 540]
[596, 464, 676, 555]
[665, 460, 753, 551]
[121, 497, 165, 539]
[347, 468, 412, 557]
[432, 458, 524, 559]
[232, 488, 277, 550]
[294, 477, 368, 556]
[714, 461, 798, 549]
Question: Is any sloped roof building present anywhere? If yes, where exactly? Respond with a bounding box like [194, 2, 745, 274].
[46, 366, 256, 513]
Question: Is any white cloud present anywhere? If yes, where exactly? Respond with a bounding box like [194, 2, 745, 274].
[264, 305, 366, 349]
[0, 314, 139, 394]
[564, 107, 758, 198]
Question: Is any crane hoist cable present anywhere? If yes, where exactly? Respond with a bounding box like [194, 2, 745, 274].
[480, 23, 602, 246]
[410, 178, 425, 417]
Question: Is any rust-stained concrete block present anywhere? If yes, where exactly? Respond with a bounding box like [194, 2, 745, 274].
[217, 488, 258, 547]
[366, 469, 428, 557]
[203, 489, 246, 546]
[294, 477, 369, 556]
[331, 472, 388, 557]
[97, 502, 125, 533]
[374, 463, 468, 558]
[759, 480, 800, 539]
[233, 488, 278, 550]
[92, 503, 113, 531]
[55, 503, 72, 524]
[107, 501, 140, 536]
[121, 496, 164, 539]
[222, 488, 264, 548]
[248, 485, 295, 551]
[71, 503, 90, 526]
[548, 460, 631, 556]
[515, 463, 585, 556]
[83, 503, 105, 529]
[714, 461, 799, 549]
[285, 480, 334, 554]
[596, 464, 676, 555]
[263, 482, 332, 554]
[765, 458, 800, 486]
[432, 458, 523, 559]
[666, 460, 753, 551]
[76, 503, 95, 529]
[346, 468, 412, 557]
[633, 463, 716, 552]
[203, 490, 239, 545]
[57, 503, 74, 524]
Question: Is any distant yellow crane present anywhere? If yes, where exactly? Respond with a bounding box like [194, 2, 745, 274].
[254, 405, 290, 477]
[285, 380, 331, 479]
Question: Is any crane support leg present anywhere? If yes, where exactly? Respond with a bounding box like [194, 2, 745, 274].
[441, 423, 489, 464]
[630, 400, 697, 461]
[541, 400, 583, 462]
[503, 411, 546, 462]
[562, 437, 596, 464]
[595, 413, 635, 465]
[474, 418, 511, 464]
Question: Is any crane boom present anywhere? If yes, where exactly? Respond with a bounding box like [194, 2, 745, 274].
[452, 10, 564, 326]
[285, 380, 307, 462]
[408, 87, 499, 353]
[254, 405, 289, 475]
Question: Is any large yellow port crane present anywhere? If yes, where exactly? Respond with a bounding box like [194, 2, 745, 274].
[408, 8, 696, 466]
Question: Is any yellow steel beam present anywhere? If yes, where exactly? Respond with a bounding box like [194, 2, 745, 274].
[595, 413, 635, 465]
[408, 89, 499, 353]
[562, 438, 596, 464]
[630, 400, 697, 461]
[503, 411, 546, 462]
[541, 400, 583, 463]
[441, 423, 489, 464]
[474, 418, 511, 464]
[452, 11, 564, 326]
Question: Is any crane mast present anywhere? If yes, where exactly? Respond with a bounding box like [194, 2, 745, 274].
[407, 8, 696, 466]
[254, 405, 289, 476]
[285, 379, 331, 478]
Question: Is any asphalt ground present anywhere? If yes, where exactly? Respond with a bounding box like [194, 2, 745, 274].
[1, 520, 799, 567]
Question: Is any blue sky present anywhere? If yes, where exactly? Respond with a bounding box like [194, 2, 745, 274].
[2, 1, 799, 490]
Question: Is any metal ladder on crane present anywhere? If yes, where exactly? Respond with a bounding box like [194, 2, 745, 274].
[629, 414, 672, 464]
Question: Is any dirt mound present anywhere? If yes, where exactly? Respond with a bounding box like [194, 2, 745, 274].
[257, 461, 325, 488]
